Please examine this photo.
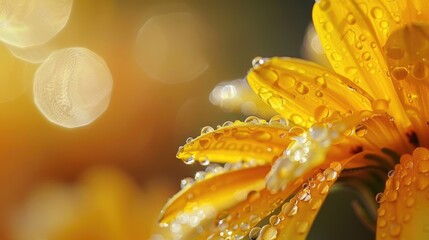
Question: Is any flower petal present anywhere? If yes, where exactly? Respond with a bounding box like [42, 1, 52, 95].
[313, 0, 409, 125]
[356, 114, 413, 154]
[176, 117, 291, 164]
[158, 165, 270, 234]
[376, 147, 429, 239]
[383, 23, 429, 146]
[245, 159, 346, 240]
[247, 57, 373, 127]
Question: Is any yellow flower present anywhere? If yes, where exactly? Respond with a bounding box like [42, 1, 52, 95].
[159, 0, 429, 239]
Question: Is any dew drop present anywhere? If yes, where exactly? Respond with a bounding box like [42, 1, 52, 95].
[252, 57, 267, 69]
[362, 52, 372, 61]
[389, 222, 401, 237]
[391, 67, 409, 81]
[375, 192, 385, 203]
[295, 82, 309, 95]
[330, 52, 343, 61]
[249, 227, 261, 240]
[315, 76, 327, 88]
[183, 156, 195, 165]
[245, 116, 260, 124]
[324, 168, 338, 181]
[268, 96, 285, 109]
[252, 131, 272, 142]
[405, 197, 415, 207]
[355, 124, 368, 137]
[180, 177, 195, 189]
[194, 171, 206, 181]
[371, 7, 383, 19]
[346, 13, 356, 25]
[269, 115, 288, 125]
[223, 121, 234, 127]
[318, 0, 331, 11]
[412, 62, 429, 79]
[200, 158, 210, 166]
[269, 215, 281, 226]
[259, 225, 278, 240]
[201, 126, 214, 135]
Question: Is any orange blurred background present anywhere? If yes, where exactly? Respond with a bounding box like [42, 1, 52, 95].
[0, 0, 352, 239]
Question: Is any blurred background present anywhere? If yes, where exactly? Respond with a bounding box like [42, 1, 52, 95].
[0, 0, 372, 239]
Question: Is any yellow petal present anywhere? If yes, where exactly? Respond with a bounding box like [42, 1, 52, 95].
[376, 147, 429, 239]
[177, 117, 291, 164]
[159, 166, 270, 231]
[383, 23, 429, 146]
[250, 160, 347, 240]
[313, 0, 409, 125]
[247, 57, 373, 127]
[356, 114, 413, 154]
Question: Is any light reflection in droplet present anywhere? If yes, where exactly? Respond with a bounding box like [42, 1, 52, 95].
[33, 47, 113, 128]
[135, 12, 208, 84]
[0, 0, 73, 48]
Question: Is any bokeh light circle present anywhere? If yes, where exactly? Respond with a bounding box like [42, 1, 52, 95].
[33, 47, 113, 128]
[135, 12, 208, 84]
[0, 0, 73, 48]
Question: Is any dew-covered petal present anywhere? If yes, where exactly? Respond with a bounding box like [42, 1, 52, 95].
[0, 0, 73, 48]
[247, 57, 373, 127]
[355, 114, 413, 155]
[313, 0, 409, 126]
[176, 117, 291, 165]
[376, 147, 429, 239]
[33, 47, 113, 128]
[158, 165, 270, 237]
[383, 23, 429, 146]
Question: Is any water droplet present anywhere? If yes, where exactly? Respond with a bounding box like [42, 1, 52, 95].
[318, 0, 331, 11]
[268, 96, 285, 109]
[260, 225, 278, 239]
[183, 156, 195, 165]
[240, 222, 250, 231]
[315, 90, 323, 98]
[245, 116, 260, 124]
[324, 168, 338, 181]
[371, 7, 383, 19]
[330, 52, 343, 61]
[247, 191, 260, 202]
[223, 121, 234, 127]
[252, 57, 267, 68]
[200, 158, 210, 166]
[315, 76, 327, 88]
[346, 13, 356, 25]
[269, 215, 281, 226]
[249, 227, 261, 240]
[388, 170, 395, 178]
[403, 213, 411, 222]
[389, 222, 401, 237]
[186, 137, 194, 144]
[194, 171, 206, 181]
[412, 62, 429, 79]
[201, 126, 215, 135]
[391, 67, 409, 81]
[355, 124, 368, 137]
[386, 190, 398, 202]
[375, 192, 385, 203]
[330, 162, 342, 171]
[295, 82, 309, 95]
[362, 52, 371, 61]
[180, 177, 195, 189]
[252, 131, 272, 142]
[269, 115, 288, 125]
[314, 106, 330, 122]
[416, 175, 429, 190]
[378, 207, 386, 216]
